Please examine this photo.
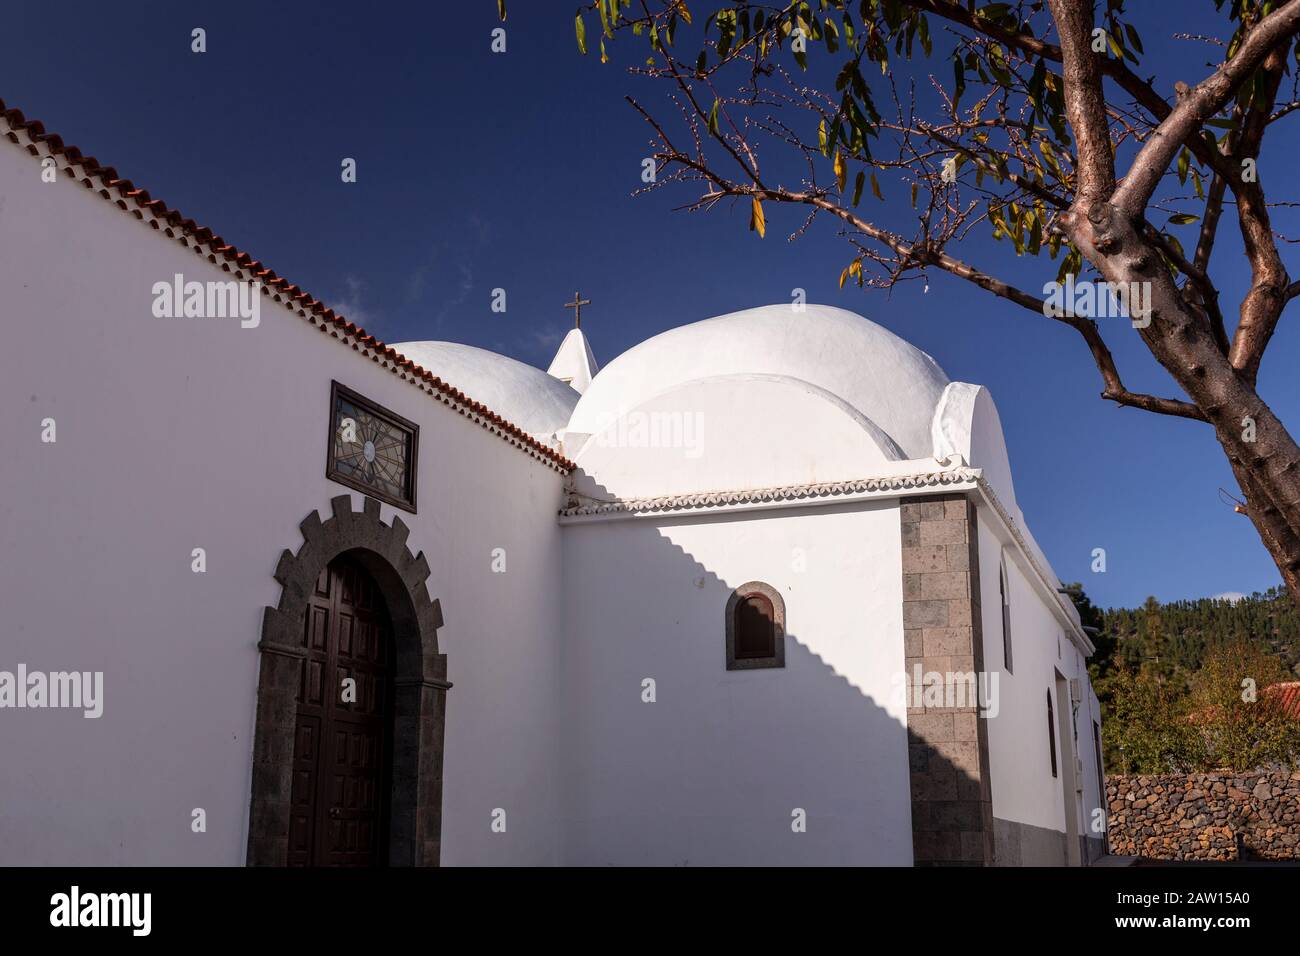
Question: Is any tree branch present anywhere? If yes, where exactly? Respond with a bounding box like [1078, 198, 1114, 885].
[902, 0, 1260, 213]
[1227, 44, 1293, 384]
[1046, 0, 1116, 203]
[1142, 221, 1228, 354]
[1113, 0, 1300, 216]
[749, 181, 1203, 423]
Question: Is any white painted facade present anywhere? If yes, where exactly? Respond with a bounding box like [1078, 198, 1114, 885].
[0, 108, 1101, 866]
[560, 502, 913, 865]
[978, 513, 1106, 864]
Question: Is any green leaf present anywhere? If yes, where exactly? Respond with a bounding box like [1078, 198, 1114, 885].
[1028, 59, 1047, 117]
[1167, 213, 1200, 225]
[870, 171, 883, 200]
[834, 149, 847, 192]
[717, 9, 735, 58]
[497, 0, 506, 21]
[1251, 69, 1271, 111]
[1055, 248, 1081, 285]
[880, 0, 903, 31]
[1039, 140, 1066, 182]
[575, 11, 587, 55]
[987, 44, 1012, 87]
[1163, 232, 1185, 263]
[852, 170, 865, 206]
[1123, 22, 1144, 56]
[708, 98, 720, 137]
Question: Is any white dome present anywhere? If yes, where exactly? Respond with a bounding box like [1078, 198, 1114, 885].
[390, 340, 580, 441]
[567, 304, 950, 458]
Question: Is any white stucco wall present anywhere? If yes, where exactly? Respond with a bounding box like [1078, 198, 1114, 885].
[568, 374, 905, 503]
[977, 509, 1101, 856]
[0, 134, 567, 865]
[1077, 665, 1108, 833]
[558, 501, 913, 865]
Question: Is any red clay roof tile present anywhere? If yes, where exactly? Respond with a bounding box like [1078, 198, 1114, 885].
[1265, 682, 1300, 720]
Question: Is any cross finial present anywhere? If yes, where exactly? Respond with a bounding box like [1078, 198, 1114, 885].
[564, 291, 591, 329]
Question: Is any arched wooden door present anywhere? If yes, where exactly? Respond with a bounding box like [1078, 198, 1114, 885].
[287, 553, 395, 866]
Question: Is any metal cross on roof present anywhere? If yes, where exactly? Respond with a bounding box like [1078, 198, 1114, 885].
[564, 291, 591, 329]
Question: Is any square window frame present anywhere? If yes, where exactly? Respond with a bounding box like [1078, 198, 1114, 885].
[326, 380, 420, 513]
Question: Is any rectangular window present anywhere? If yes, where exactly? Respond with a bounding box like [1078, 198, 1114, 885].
[1000, 560, 1013, 674]
[1093, 720, 1105, 824]
[1047, 690, 1058, 778]
[326, 381, 419, 512]
[735, 596, 777, 659]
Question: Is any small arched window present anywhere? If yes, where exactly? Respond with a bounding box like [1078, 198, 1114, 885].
[726, 582, 786, 670]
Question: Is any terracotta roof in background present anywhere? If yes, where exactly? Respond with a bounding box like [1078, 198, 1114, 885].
[1183, 680, 1300, 725]
[1265, 682, 1300, 719]
[0, 97, 575, 473]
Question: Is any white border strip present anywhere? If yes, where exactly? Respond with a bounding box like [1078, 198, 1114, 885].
[558, 465, 982, 521]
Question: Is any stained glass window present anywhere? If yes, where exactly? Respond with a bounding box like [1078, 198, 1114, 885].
[327, 382, 419, 511]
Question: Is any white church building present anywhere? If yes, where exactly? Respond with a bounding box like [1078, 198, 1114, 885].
[0, 100, 1106, 866]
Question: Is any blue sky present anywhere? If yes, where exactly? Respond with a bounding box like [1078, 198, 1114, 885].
[5, 1, 1298, 609]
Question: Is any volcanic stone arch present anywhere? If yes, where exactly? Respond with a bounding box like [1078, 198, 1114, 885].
[247, 494, 450, 867]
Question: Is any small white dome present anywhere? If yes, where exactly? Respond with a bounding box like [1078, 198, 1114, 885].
[567, 304, 950, 458]
[390, 340, 580, 441]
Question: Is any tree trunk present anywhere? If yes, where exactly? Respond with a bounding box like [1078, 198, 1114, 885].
[1063, 200, 1300, 605]
[1226, 455, 1300, 598]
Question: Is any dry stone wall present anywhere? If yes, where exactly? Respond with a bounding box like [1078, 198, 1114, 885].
[1106, 771, 1300, 861]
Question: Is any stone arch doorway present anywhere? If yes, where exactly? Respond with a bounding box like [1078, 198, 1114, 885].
[248, 495, 450, 867]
